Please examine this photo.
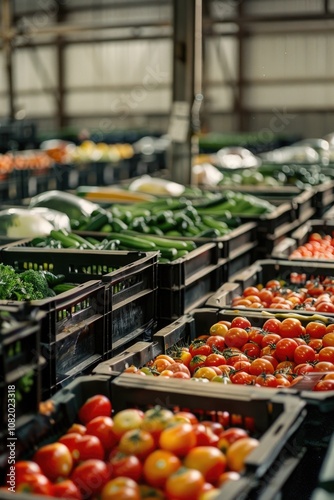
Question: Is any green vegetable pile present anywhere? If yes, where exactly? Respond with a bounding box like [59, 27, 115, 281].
[0, 264, 75, 301]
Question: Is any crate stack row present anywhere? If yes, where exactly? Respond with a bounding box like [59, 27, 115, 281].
[1, 178, 334, 499]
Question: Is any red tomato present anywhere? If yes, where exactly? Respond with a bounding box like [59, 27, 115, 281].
[173, 411, 198, 425]
[165, 467, 205, 500]
[241, 342, 261, 359]
[318, 346, 334, 364]
[248, 327, 265, 345]
[261, 355, 279, 369]
[294, 363, 315, 375]
[189, 355, 207, 374]
[16, 473, 52, 496]
[201, 421, 224, 437]
[78, 395, 112, 424]
[313, 379, 334, 391]
[13, 461, 42, 483]
[262, 318, 281, 334]
[279, 318, 304, 339]
[224, 328, 249, 348]
[109, 452, 143, 482]
[205, 353, 226, 367]
[316, 302, 334, 313]
[67, 423, 87, 435]
[189, 341, 212, 357]
[308, 338, 323, 352]
[33, 442, 73, 481]
[184, 446, 226, 484]
[205, 335, 226, 351]
[261, 333, 281, 348]
[243, 287, 260, 298]
[275, 338, 299, 362]
[193, 423, 219, 447]
[230, 316, 252, 329]
[119, 429, 155, 460]
[71, 459, 112, 498]
[259, 289, 274, 304]
[86, 416, 118, 452]
[249, 358, 274, 375]
[159, 423, 197, 457]
[255, 373, 278, 387]
[314, 361, 334, 371]
[59, 432, 105, 462]
[230, 371, 254, 385]
[217, 428, 249, 454]
[171, 371, 191, 379]
[294, 345, 316, 365]
[265, 280, 281, 290]
[167, 362, 191, 377]
[305, 322, 327, 339]
[143, 450, 181, 488]
[51, 479, 82, 499]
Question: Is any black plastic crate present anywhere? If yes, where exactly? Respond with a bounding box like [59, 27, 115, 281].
[93, 313, 196, 376]
[314, 179, 334, 217]
[224, 241, 258, 281]
[158, 262, 222, 321]
[0, 247, 157, 396]
[0, 304, 45, 431]
[272, 220, 334, 262]
[112, 373, 307, 500]
[206, 258, 334, 313]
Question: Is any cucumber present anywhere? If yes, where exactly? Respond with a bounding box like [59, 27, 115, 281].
[126, 231, 194, 251]
[65, 233, 96, 250]
[53, 283, 78, 294]
[50, 230, 80, 248]
[104, 232, 157, 251]
[83, 212, 110, 231]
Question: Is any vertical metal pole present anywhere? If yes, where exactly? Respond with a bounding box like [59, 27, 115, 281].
[170, 0, 202, 186]
[236, 0, 245, 131]
[56, 3, 66, 129]
[2, 0, 15, 119]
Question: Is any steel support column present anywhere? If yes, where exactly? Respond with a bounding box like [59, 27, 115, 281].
[1, 0, 15, 119]
[169, 0, 202, 185]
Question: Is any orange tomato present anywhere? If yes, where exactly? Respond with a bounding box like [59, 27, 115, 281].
[143, 450, 181, 488]
[118, 429, 155, 460]
[101, 477, 140, 500]
[165, 467, 205, 500]
[226, 437, 259, 472]
[159, 423, 197, 457]
[140, 407, 174, 443]
[183, 446, 226, 483]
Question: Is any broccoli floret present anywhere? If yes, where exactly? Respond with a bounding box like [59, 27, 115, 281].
[19, 269, 52, 300]
[0, 263, 36, 301]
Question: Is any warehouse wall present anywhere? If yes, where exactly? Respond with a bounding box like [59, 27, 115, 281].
[1, 0, 334, 138]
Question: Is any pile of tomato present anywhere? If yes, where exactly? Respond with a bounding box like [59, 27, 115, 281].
[4, 395, 260, 500]
[125, 316, 334, 391]
[289, 232, 334, 260]
[231, 275, 334, 313]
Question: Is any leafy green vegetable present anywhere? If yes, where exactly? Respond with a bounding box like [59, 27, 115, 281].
[0, 264, 59, 300]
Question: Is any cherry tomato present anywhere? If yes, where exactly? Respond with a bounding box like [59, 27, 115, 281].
[143, 449, 181, 488]
[33, 442, 73, 481]
[78, 395, 112, 424]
